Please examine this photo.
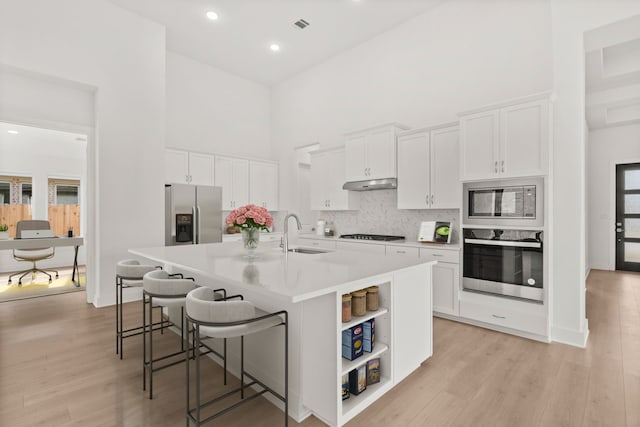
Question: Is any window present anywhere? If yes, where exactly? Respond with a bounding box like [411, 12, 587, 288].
[0, 175, 33, 237]
[20, 183, 32, 204]
[0, 181, 9, 205]
[55, 185, 79, 205]
[48, 178, 80, 236]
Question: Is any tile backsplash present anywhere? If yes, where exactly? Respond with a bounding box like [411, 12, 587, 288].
[312, 190, 460, 244]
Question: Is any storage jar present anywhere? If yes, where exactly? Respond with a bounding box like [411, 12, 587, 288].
[341, 294, 352, 323]
[366, 286, 379, 311]
[351, 290, 367, 317]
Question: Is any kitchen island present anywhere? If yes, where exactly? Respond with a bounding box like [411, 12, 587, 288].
[130, 240, 435, 426]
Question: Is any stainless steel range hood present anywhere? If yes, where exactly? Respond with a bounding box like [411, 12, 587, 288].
[342, 178, 397, 191]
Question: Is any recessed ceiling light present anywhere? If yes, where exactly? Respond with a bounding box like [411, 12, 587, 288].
[269, 43, 281, 52]
[7, 130, 18, 134]
[206, 11, 219, 20]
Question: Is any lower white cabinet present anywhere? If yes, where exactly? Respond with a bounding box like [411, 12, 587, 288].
[459, 293, 548, 337]
[298, 237, 337, 250]
[336, 241, 386, 254]
[419, 247, 460, 316]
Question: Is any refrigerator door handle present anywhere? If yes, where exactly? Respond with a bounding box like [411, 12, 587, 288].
[197, 205, 202, 245]
[192, 205, 197, 244]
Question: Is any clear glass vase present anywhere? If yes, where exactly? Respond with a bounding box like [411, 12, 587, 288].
[241, 228, 260, 257]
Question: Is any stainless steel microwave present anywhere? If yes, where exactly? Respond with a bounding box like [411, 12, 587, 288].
[463, 177, 544, 227]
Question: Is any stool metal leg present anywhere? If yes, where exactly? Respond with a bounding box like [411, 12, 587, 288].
[149, 294, 154, 399]
[196, 323, 201, 427]
[285, 313, 289, 427]
[240, 335, 245, 400]
[142, 294, 147, 391]
[119, 280, 124, 359]
[115, 278, 120, 356]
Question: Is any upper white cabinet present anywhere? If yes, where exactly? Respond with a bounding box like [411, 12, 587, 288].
[214, 156, 249, 210]
[459, 94, 551, 181]
[165, 149, 215, 185]
[397, 123, 460, 209]
[344, 123, 409, 182]
[249, 160, 279, 210]
[310, 148, 360, 211]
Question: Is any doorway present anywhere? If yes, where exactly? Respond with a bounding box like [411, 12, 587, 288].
[616, 162, 640, 272]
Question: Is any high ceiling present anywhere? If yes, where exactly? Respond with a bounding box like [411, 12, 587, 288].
[106, 0, 445, 86]
[585, 14, 640, 130]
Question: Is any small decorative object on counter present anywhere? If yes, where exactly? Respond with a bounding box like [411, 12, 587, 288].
[0, 224, 8, 240]
[351, 289, 367, 317]
[225, 204, 273, 257]
[67, 226, 73, 237]
[363, 318, 375, 352]
[349, 365, 367, 395]
[341, 294, 352, 323]
[366, 358, 380, 385]
[324, 221, 335, 237]
[341, 374, 350, 400]
[342, 324, 363, 361]
[365, 285, 379, 311]
[316, 219, 326, 236]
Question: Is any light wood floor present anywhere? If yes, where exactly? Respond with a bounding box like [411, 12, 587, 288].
[0, 269, 638, 426]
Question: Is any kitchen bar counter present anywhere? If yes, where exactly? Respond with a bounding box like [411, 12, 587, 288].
[130, 241, 434, 426]
[130, 240, 433, 303]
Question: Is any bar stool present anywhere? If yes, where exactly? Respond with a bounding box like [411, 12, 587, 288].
[115, 259, 164, 359]
[185, 286, 289, 427]
[142, 269, 227, 399]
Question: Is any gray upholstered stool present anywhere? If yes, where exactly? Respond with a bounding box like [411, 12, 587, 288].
[185, 286, 289, 427]
[115, 259, 164, 359]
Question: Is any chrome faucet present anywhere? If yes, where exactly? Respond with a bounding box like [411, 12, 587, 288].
[282, 213, 302, 253]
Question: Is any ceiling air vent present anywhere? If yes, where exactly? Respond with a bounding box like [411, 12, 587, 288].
[294, 19, 310, 29]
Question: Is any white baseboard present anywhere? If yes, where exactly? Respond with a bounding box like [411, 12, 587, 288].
[551, 320, 589, 348]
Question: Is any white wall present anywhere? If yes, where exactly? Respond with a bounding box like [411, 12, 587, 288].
[0, 0, 166, 307]
[588, 123, 640, 270]
[272, 0, 553, 213]
[166, 51, 272, 159]
[549, 0, 640, 347]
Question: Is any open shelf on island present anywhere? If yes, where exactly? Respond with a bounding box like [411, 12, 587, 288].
[341, 342, 388, 376]
[341, 307, 389, 331]
[341, 376, 393, 422]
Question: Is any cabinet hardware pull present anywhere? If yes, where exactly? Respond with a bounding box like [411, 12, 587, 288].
[431, 195, 434, 205]
[432, 254, 443, 257]
[501, 160, 505, 173]
[492, 314, 506, 319]
[494, 161, 498, 173]
[397, 250, 406, 254]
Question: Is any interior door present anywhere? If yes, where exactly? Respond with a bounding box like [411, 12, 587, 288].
[616, 162, 640, 272]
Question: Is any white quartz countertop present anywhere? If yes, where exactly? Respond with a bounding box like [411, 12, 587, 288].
[130, 241, 435, 303]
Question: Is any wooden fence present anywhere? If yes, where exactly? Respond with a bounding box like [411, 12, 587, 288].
[0, 204, 80, 238]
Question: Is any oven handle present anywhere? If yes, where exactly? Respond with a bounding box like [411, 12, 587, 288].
[464, 238, 542, 249]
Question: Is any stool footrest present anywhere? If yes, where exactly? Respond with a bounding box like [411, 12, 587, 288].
[187, 385, 267, 425]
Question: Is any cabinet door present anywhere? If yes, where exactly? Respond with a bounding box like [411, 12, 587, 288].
[344, 134, 367, 182]
[459, 110, 499, 181]
[215, 156, 248, 210]
[432, 263, 460, 316]
[397, 132, 430, 209]
[214, 156, 234, 209]
[393, 265, 432, 381]
[335, 241, 386, 254]
[232, 158, 249, 208]
[249, 160, 278, 210]
[310, 151, 330, 211]
[327, 149, 358, 210]
[500, 100, 549, 177]
[430, 127, 460, 209]
[188, 152, 215, 186]
[165, 149, 189, 184]
[366, 127, 396, 180]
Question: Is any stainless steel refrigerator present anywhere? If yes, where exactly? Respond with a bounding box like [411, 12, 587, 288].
[165, 184, 223, 246]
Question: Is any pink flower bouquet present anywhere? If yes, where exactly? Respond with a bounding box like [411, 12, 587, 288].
[225, 204, 273, 231]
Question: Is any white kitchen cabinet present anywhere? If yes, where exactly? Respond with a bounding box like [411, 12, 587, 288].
[214, 156, 249, 210]
[397, 123, 460, 209]
[165, 149, 215, 185]
[459, 94, 550, 181]
[298, 237, 338, 250]
[310, 148, 360, 211]
[344, 123, 409, 182]
[419, 247, 460, 316]
[249, 160, 279, 210]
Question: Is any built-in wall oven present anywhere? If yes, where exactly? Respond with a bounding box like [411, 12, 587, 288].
[463, 228, 543, 302]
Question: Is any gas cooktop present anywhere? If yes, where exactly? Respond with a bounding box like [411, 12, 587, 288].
[339, 234, 406, 241]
